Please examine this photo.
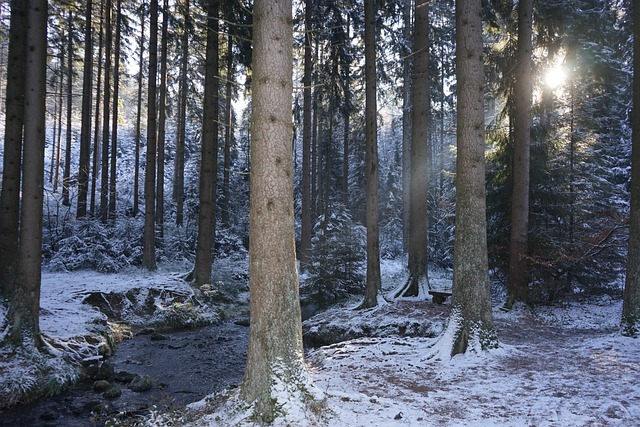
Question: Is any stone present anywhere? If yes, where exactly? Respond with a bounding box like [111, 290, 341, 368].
[95, 362, 114, 380]
[115, 370, 137, 384]
[103, 384, 122, 399]
[128, 375, 154, 392]
[93, 380, 111, 392]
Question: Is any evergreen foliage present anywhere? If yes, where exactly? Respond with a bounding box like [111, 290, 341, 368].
[303, 207, 366, 308]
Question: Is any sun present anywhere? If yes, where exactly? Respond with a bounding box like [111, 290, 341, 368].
[544, 65, 567, 90]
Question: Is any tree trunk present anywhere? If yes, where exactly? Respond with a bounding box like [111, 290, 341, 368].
[142, 0, 159, 270]
[77, 0, 93, 218]
[623, 0, 640, 337]
[0, 0, 27, 298]
[299, 0, 312, 268]
[100, 0, 112, 223]
[448, 0, 496, 356]
[402, 0, 412, 253]
[54, 60, 63, 193]
[156, 0, 169, 239]
[193, 0, 219, 285]
[507, 0, 533, 307]
[62, 10, 73, 207]
[221, 29, 233, 229]
[361, 0, 382, 309]
[174, 0, 188, 226]
[342, 16, 350, 210]
[133, 4, 145, 218]
[240, 0, 312, 420]
[403, 0, 430, 298]
[8, 0, 47, 347]
[90, 1, 104, 217]
[109, 0, 122, 219]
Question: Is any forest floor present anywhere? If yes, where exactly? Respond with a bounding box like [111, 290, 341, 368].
[1, 257, 639, 426]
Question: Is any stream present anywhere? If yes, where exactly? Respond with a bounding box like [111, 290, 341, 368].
[0, 320, 249, 426]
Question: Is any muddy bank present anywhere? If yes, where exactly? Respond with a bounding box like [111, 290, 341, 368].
[0, 320, 248, 427]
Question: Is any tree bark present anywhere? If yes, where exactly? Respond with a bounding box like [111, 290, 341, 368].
[133, 4, 145, 218]
[402, 0, 412, 253]
[9, 0, 47, 347]
[449, 0, 496, 356]
[507, 0, 533, 307]
[361, 0, 382, 308]
[109, 0, 122, 219]
[0, 0, 27, 298]
[240, 0, 310, 420]
[193, 0, 219, 285]
[404, 0, 430, 298]
[62, 10, 73, 207]
[221, 29, 233, 229]
[156, 0, 169, 239]
[174, 0, 188, 226]
[299, 0, 312, 268]
[100, 0, 112, 223]
[77, 0, 93, 218]
[623, 0, 640, 336]
[90, 1, 104, 217]
[142, 0, 159, 270]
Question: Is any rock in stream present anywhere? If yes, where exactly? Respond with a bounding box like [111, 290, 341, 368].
[0, 320, 248, 427]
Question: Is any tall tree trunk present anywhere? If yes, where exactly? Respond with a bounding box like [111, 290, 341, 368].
[361, 0, 382, 309]
[100, 0, 112, 223]
[221, 30, 233, 229]
[311, 38, 319, 221]
[156, 0, 169, 239]
[62, 10, 73, 207]
[54, 61, 63, 193]
[299, 0, 312, 268]
[9, 0, 47, 348]
[0, 0, 27, 298]
[623, 0, 640, 337]
[240, 0, 311, 420]
[448, 0, 496, 357]
[143, 0, 159, 269]
[77, 0, 93, 218]
[402, 0, 412, 253]
[507, 0, 533, 307]
[193, 0, 219, 286]
[109, 0, 121, 219]
[133, 4, 145, 218]
[399, 0, 430, 299]
[174, 0, 188, 226]
[49, 84, 57, 184]
[342, 16, 350, 210]
[90, 1, 104, 217]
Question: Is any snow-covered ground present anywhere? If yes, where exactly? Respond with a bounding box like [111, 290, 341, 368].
[2, 258, 640, 426]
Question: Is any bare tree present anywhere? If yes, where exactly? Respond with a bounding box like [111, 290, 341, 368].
[623, 0, 640, 337]
[62, 9, 73, 207]
[109, 0, 122, 218]
[174, 0, 188, 226]
[507, 0, 533, 307]
[193, 0, 219, 285]
[156, 0, 169, 238]
[8, 0, 47, 347]
[240, 0, 316, 421]
[0, 0, 27, 296]
[447, 0, 496, 356]
[100, 0, 112, 223]
[77, 0, 93, 218]
[142, 0, 159, 269]
[360, 0, 382, 309]
[299, 0, 312, 269]
[397, 0, 430, 299]
[133, 4, 145, 218]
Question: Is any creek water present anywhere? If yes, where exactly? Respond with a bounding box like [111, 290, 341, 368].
[0, 320, 249, 426]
